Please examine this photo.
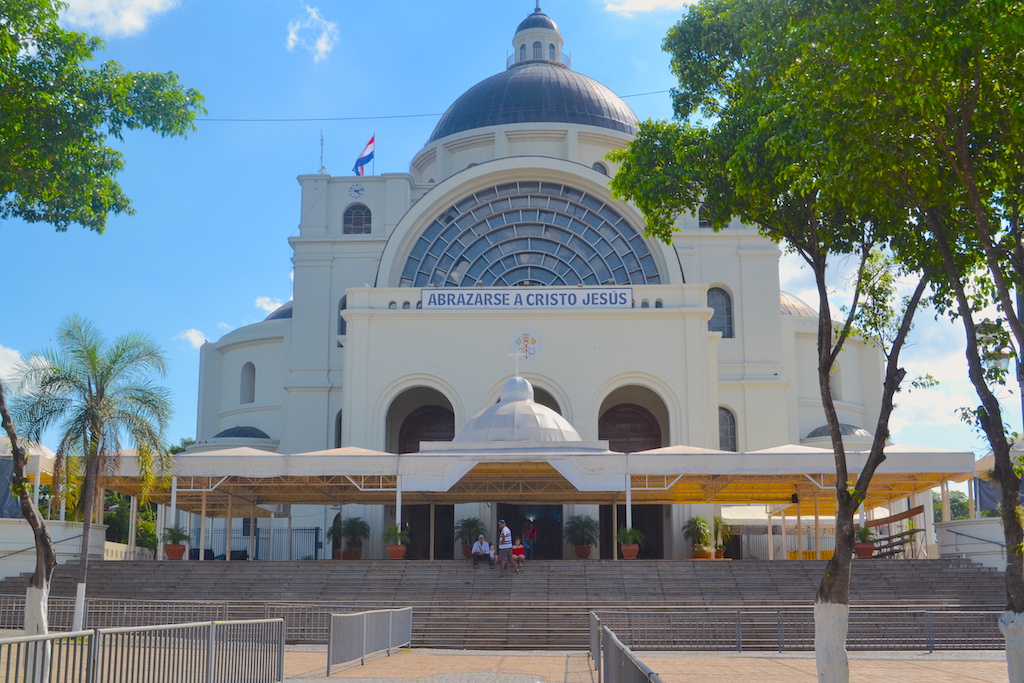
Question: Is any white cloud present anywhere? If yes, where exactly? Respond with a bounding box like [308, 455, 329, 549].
[217, 322, 233, 331]
[286, 6, 338, 63]
[604, 0, 695, 15]
[61, 0, 179, 37]
[0, 344, 21, 383]
[255, 297, 283, 313]
[175, 329, 207, 349]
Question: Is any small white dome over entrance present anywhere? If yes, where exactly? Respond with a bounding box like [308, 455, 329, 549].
[454, 377, 582, 442]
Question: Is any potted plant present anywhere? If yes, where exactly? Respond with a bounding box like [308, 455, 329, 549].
[713, 516, 733, 559]
[161, 524, 190, 560]
[383, 523, 410, 560]
[563, 514, 600, 558]
[455, 517, 487, 559]
[854, 526, 875, 559]
[327, 516, 370, 560]
[616, 526, 644, 560]
[683, 515, 713, 559]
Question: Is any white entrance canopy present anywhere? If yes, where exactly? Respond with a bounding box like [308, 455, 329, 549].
[100, 440, 975, 518]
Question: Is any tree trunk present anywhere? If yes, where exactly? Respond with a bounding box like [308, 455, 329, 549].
[72, 451, 101, 631]
[0, 381, 57, 636]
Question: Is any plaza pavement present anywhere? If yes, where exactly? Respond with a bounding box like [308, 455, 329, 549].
[283, 646, 1010, 682]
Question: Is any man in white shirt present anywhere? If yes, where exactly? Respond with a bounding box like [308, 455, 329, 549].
[471, 534, 493, 568]
[497, 519, 515, 575]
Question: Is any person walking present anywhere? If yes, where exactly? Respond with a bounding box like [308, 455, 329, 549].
[497, 519, 514, 576]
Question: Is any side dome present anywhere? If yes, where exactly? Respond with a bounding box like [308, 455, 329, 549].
[213, 426, 272, 439]
[455, 377, 582, 442]
[428, 64, 638, 142]
[264, 301, 293, 321]
[780, 292, 817, 318]
[516, 8, 559, 33]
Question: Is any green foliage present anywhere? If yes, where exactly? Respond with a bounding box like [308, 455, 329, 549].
[161, 524, 189, 545]
[103, 491, 156, 548]
[712, 516, 732, 548]
[10, 315, 173, 584]
[168, 437, 195, 455]
[616, 527, 644, 545]
[931, 490, 971, 522]
[682, 516, 711, 546]
[454, 516, 487, 546]
[382, 523, 410, 545]
[328, 516, 370, 548]
[563, 514, 600, 546]
[0, 0, 205, 232]
[855, 526, 875, 543]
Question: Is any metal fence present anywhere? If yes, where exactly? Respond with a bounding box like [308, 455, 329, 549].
[187, 527, 322, 561]
[264, 602, 360, 643]
[0, 619, 284, 683]
[0, 595, 229, 631]
[326, 608, 413, 674]
[589, 617, 663, 683]
[592, 608, 1005, 653]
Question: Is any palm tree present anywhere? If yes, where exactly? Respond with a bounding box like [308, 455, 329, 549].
[12, 315, 172, 630]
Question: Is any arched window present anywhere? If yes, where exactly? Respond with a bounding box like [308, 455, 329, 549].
[402, 301, 410, 309]
[533, 41, 543, 59]
[718, 407, 737, 452]
[519, 43, 526, 61]
[591, 161, 608, 175]
[641, 300, 650, 308]
[334, 410, 343, 448]
[708, 287, 734, 338]
[549, 43, 556, 61]
[698, 204, 714, 229]
[338, 295, 348, 336]
[240, 362, 256, 404]
[343, 204, 371, 234]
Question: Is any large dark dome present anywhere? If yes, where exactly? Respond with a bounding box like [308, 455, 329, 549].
[427, 63, 639, 143]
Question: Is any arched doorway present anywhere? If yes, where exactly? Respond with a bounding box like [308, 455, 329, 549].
[599, 390, 669, 559]
[387, 388, 456, 558]
[398, 405, 454, 454]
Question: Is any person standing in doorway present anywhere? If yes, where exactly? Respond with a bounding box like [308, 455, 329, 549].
[524, 521, 537, 560]
[497, 519, 513, 576]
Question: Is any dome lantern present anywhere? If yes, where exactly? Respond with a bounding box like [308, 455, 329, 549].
[508, 4, 567, 69]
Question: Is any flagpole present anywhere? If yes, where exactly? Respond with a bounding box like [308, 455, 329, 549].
[372, 132, 375, 176]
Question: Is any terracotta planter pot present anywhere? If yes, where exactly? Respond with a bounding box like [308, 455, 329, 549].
[462, 545, 473, 559]
[574, 545, 592, 559]
[692, 545, 713, 559]
[854, 542, 874, 559]
[386, 544, 407, 560]
[715, 548, 725, 559]
[165, 544, 186, 561]
[619, 543, 639, 560]
[341, 547, 362, 560]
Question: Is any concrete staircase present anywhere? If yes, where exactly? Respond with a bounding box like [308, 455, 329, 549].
[0, 558, 1004, 649]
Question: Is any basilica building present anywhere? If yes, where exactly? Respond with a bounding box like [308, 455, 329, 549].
[175, 7, 965, 562]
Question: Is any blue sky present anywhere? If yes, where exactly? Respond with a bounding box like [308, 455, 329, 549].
[0, 0, 1013, 462]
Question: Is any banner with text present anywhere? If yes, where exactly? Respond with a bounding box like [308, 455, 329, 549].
[420, 287, 633, 310]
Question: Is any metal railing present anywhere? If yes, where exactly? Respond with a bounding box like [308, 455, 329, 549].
[326, 608, 412, 674]
[264, 602, 359, 643]
[588, 616, 662, 683]
[592, 608, 1005, 653]
[0, 595, 229, 631]
[0, 619, 284, 682]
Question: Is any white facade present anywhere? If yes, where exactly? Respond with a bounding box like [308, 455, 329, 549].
[190, 9, 885, 559]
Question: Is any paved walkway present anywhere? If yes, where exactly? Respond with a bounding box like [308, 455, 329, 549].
[283, 647, 1009, 682]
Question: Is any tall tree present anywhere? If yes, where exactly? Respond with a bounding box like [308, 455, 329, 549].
[607, 2, 930, 680]
[1, 0, 204, 232]
[754, 0, 1024, 677]
[0, 381, 57, 636]
[12, 315, 173, 631]
[1, 0, 201, 635]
